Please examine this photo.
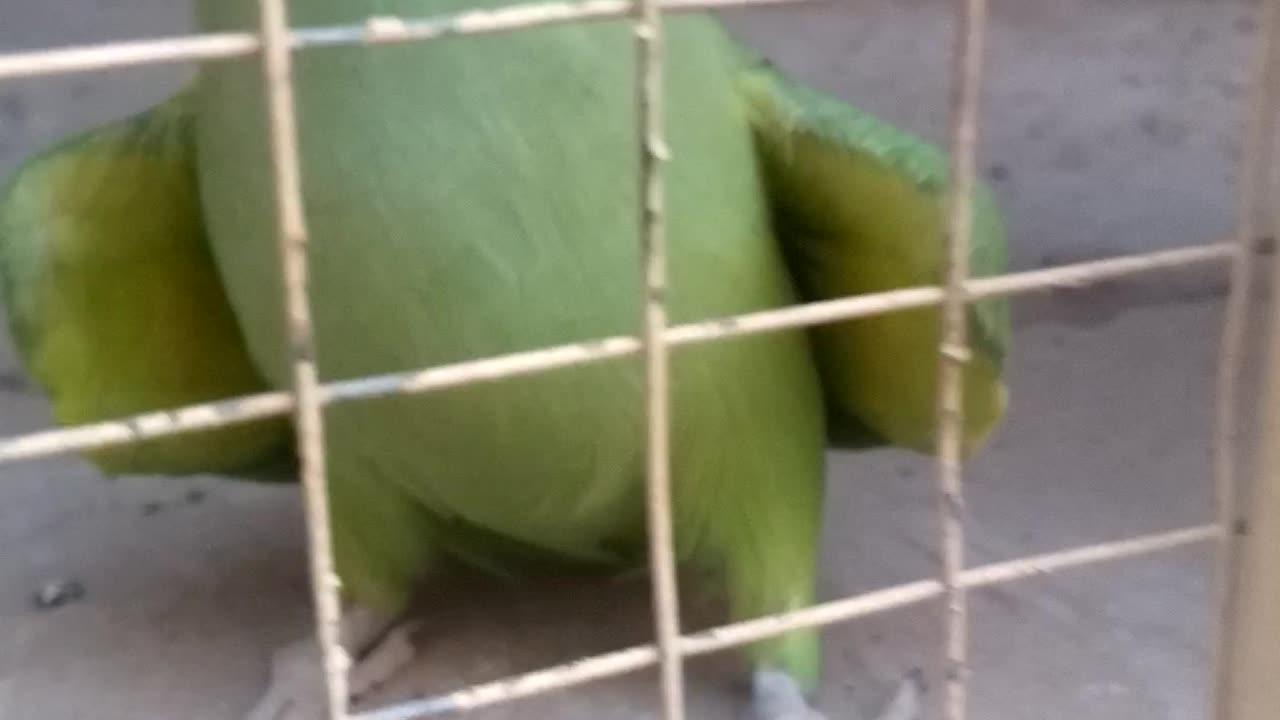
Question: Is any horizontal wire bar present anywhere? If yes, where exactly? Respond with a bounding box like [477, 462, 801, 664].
[0, 5, 1246, 720]
[351, 523, 1218, 719]
[0, 0, 808, 81]
[683, 523, 1220, 657]
[0, 241, 1236, 467]
[961, 524, 1220, 589]
[0, 34, 258, 78]
[354, 646, 661, 720]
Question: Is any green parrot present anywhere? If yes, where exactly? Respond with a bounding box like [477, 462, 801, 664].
[0, 0, 1009, 718]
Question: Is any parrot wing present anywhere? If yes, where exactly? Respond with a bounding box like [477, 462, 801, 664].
[732, 46, 1011, 457]
[0, 89, 295, 479]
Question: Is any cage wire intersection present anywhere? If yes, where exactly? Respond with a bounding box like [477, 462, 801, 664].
[0, 0, 1277, 719]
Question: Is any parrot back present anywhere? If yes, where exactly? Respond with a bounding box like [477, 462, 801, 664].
[192, 0, 826, 569]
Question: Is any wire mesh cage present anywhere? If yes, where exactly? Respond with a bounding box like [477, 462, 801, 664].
[0, 1, 1277, 719]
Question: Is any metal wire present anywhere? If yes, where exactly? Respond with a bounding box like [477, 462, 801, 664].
[631, 0, 686, 715]
[1210, 0, 1280, 716]
[1220, 174, 1280, 720]
[0, 242, 1236, 468]
[934, 0, 990, 717]
[0, 0, 808, 81]
[351, 524, 1217, 719]
[0, 2, 1267, 719]
[256, 0, 349, 717]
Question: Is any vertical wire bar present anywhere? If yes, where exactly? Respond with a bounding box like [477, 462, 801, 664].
[1219, 148, 1280, 720]
[1210, 1, 1280, 717]
[631, 0, 685, 719]
[257, 1, 350, 718]
[934, 1, 990, 719]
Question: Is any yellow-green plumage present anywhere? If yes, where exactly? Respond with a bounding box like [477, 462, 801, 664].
[0, 0, 1009, 709]
[740, 58, 1009, 456]
[0, 93, 293, 478]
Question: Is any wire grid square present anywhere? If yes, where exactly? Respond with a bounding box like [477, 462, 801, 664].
[0, 1, 1275, 719]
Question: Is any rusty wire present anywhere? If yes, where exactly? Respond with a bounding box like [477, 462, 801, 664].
[933, 0, 990, 717]
[0, 2, 1270, 720]
[0, 0, 808, 81]
[255, 0, 350, 717]
[630, 0, 686, 716]
[0, 242, 1236, 468]
[353, 524, 1218, 719]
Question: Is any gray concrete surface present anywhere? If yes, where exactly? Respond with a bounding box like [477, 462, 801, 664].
[0, 0, 1264, 718]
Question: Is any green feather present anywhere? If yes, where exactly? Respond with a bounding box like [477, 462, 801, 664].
[194, 0, 826, 685]
[0, 1, 1011, 700]
[735, 51, 1011, 457]
[0, 91, 293, 478]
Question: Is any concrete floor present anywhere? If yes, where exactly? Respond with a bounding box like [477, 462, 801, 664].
[0, 0, 1265, 718]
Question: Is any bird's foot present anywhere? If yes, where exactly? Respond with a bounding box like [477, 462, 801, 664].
[872, 669, 926, 720]
[751, 668, 827, 720]
[244, 636, 329, 720]
[244, 608, 420, 720]
[750, 667, 925, 720]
